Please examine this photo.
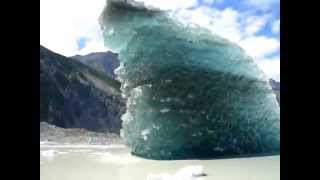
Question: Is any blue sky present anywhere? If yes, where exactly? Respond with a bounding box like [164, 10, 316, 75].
[212, 0, 280, 39]
[41, 0, 280, 81]
[77, 37, 89, 50]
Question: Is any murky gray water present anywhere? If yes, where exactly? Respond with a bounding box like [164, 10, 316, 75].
[40, 144, 279, 180]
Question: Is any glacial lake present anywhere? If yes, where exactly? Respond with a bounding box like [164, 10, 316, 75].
[40, 143, 279, 180]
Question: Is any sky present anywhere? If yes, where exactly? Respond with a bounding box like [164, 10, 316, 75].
[40, 0, 280, 81]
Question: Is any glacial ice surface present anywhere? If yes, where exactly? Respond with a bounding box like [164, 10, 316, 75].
[100, 0, 280, 160]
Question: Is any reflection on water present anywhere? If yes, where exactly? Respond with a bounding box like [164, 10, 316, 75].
[40, 144, 279, 180]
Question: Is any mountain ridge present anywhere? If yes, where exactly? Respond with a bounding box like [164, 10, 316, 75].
[71, 51, 120, 79]
[40, 45, 125, 134]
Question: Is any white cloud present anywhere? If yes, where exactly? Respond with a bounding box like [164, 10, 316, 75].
[243, 14, 270, 36]
[174, 7, 243, 42]
[208, 8, 243, 42]
[40, 0, 109, 56]
[272, 19, 280, 34]
[239, 36, 279, 59]
[256, 56, 280, 81]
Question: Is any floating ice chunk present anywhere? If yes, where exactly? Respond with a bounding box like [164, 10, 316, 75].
[90, 151, 140, 165]
[147, 165, 206, 180]
[160, 108, 170, 113]
[40, 150, 57, 158]
[40, 149, 69, 159]
[176, 165, 206, 178]
[40, 141, 48, 145]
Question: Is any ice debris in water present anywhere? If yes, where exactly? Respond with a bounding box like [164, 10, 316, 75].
[100, 0, 280, 160]
[41, 150, 56, 157]
[147, 165, 206, 180]
[40, 150, 62, 159]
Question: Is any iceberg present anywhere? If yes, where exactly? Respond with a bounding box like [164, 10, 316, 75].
[99, 0, 280, 160]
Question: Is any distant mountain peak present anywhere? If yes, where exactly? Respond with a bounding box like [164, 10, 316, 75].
[71, 51, 120, 79]
[40, 46, 125, 133]
[269, 79, 280, 91]
[73, 51, 118, 57]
